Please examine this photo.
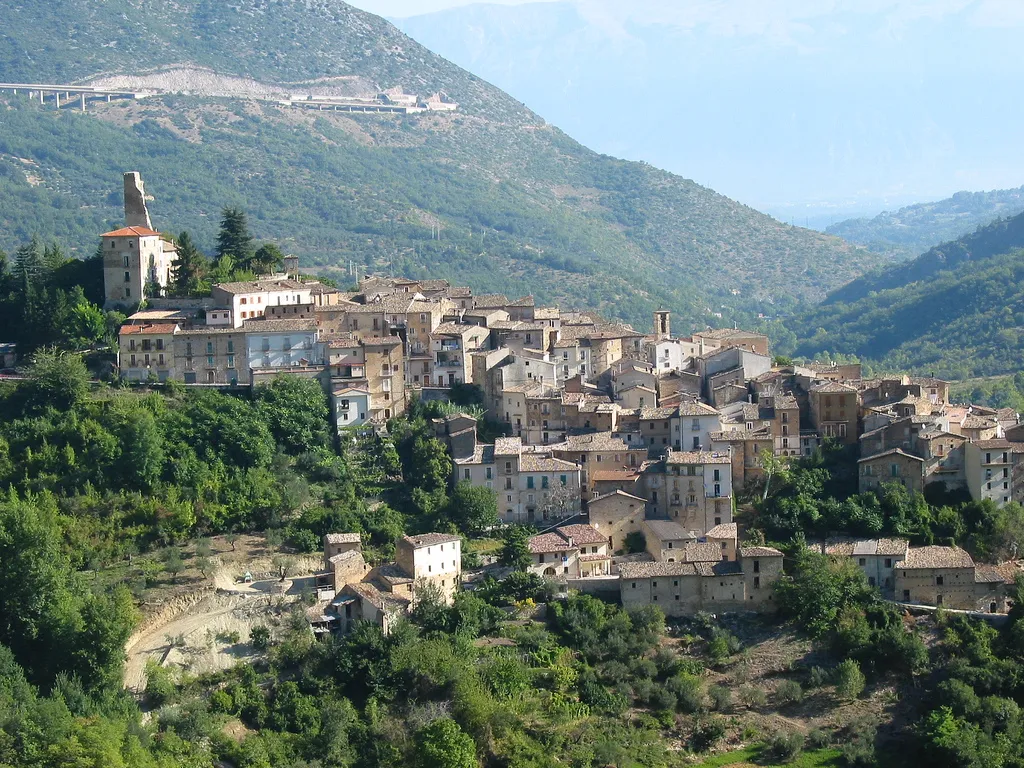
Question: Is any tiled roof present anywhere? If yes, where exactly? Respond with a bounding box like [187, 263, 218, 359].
[534, 307, 560, 319]
[644, 519, 693, 542]
[550, 432, 640, 452]
[619, 560, 699, 578]
[857, 448, 925, 463]
[961, 416, 997, 430]
[361, 336, 403, 346]
[590, 470, 641, 482]
[850, 538, 909, 557]
[739, 546, 784, 558]
[216, 278, 306, 293]
[676, 401, 720, 417]
[812, 381, 859, 394]
[695, 328, 766, 340]
[454, 444, 495, 465]
[709, 429, 772, 441]
[508, 296, 535, 307]
[579, 553, 611, 562]
[101, 225, 162, 237]
[120, 323, 178, 335]
[681, 542, 724, 562]
[705, 523, 738, 539]
[494, 437, 523, 456]
[529, 524, 605, 553]
[325, 533, 361, 545]
[401, 533, 461, 548]
[663, 450, 732, 465]
[975, 563, 1018, 584]
[432, 322, 480, 335]
[639, 406, 676, 420]
[474, 294, 510, 308]
[242, 318, 318, 332]
[589, 489, 648, 504]
[973, 439, 1013, 449]
[519, 454, 579, 472]
[902, 545, 974, 569]
[695, 560, 743, 576]
[328, 550, 364, 565]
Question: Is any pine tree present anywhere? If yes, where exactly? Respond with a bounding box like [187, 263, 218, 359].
[216, 208, 255, 270]
[172, 231, 208, 296]
[13, 236, 46, 295]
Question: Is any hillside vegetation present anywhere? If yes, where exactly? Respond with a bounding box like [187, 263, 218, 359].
[0, 0, 879, 331]
[827, 186, 1024, 261]
[792, 212, 1024, 379]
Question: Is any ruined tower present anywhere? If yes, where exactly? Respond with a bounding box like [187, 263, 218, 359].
[123, 171, 153, 230]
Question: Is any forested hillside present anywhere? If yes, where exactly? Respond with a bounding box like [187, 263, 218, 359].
[791, 212, 1024, 379]
[0, 0, 880, 331]
[827, 186, 1024, 260]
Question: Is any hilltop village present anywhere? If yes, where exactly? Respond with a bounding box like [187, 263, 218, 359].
[90, 173, 1024, 633]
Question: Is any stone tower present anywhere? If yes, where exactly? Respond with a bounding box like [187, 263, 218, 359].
[654, 310, 671, 341]
[123, 172, 153, 230]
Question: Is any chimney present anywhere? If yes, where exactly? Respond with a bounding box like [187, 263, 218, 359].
[123, 172, 153, 230]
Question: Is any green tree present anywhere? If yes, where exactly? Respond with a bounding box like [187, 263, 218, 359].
[22, 347, 90, 413]
[252, 243, 285, 274]
[834, 659, 866, 700]
[171, 231, 208, 296]
[253, 376, 331, 455]
[414, 718, 478, 768]
[216, 208, 255, 269]
[445, 482, 498, 536]
[162, 547, 185, 583]
[499, 525, 532, 570]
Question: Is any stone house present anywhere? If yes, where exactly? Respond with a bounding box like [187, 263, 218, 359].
[548, 432, 648, 496]
[708, 429, 772, 493]
[641, 450, 734, 536]
[396, 533, 462, 603]
[895, 546, 981, 610]
[527, 524, 611, 578]
[966, 439, 1018, 506]
[119, 322, 178, 381]
[671, 401, 723, 451]
[642, 519, 695, 561]
[588, 490, 649, 553]
[858, 448, 925, 494]
[808, 381, 859, 444]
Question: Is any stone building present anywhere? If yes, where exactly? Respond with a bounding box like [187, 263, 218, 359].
[527, 524, 611, 578]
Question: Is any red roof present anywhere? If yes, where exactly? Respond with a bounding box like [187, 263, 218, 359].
[101, 226, 162, 238]
[120, 323, 178, 335]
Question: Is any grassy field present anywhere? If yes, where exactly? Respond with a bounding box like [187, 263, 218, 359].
[695, 746, 843, 768]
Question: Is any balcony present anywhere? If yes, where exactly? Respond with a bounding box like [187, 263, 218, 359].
[439, 341, 461, 351]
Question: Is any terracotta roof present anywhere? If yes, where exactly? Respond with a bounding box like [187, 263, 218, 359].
[902, 546, 974, 569]
[579, 553, 611, 562]
[120, 323, 178, 335]
[401, 533, 461, 548]
[101, 225, 162, 237]
[528, 524, 605, 554]
[590, 470, 642, 482]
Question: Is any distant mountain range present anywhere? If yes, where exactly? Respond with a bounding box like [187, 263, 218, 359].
[0, 0, 879, 332]
[826, 187, 1024, 261]
[791, 212, 1024, 380]
[395, 1, 1024, 214]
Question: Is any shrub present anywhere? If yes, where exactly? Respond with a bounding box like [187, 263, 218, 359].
[210, 689, 235, 714]
[775, 680, 804, 705]
[250, 625, 271, 650]
[835, 659, 866, 700]
[667, 672, 706, 713]
[767, 730, 805, 763]
[145, 661, 176, 706]
[624, 531, 647, 554]
[689, 719, 727, 753]
[807, 728, 831, 749]
[807, 665, 830, 688]
[709, 684, 732, 712]
[739, 685, 767, 709]
[217, 630, 241, 644]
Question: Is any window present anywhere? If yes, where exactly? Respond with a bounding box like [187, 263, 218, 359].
[859, 558, 866, 566]
[527, 477, 535, 489]
[753, 560, 760, 573]
[464, 469, 471, 480]
[207, 356, 214, 366]
[903, 589, 911, 601]
[754, 576, 760, 589]
[936, 575, 944, 586]
[486, 467, 492, 480]
[227, 355, 235, 368]
[541, 476, 549, 489]
[884, 558, 892, 568]
[124, 271, 131, 283]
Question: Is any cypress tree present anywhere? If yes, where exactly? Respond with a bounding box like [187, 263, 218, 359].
[216, 208, 255, 270]
[172, 231, 208, 296]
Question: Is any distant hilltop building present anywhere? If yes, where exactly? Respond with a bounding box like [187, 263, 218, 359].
[102, 172, 175, 308]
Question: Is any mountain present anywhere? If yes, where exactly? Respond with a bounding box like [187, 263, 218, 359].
[395, 1, 1024, 214]
[826, 187, 1024, 260]
[0, 0, 887, 332]
[791, 212, 1024, 380]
